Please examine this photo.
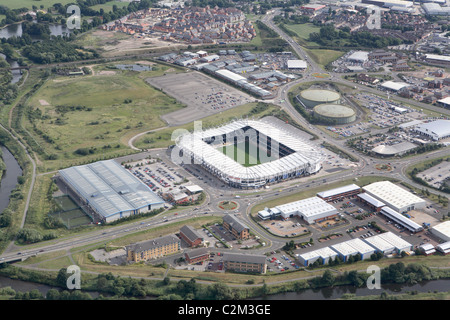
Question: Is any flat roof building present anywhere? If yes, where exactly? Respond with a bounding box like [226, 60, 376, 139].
[436, 241, 450, 254]
[347, 51, 369, 63]
[371, 141, 417, 157]
[345, 238, 376, 260]
[317, 184, 361, 202]
[357, 192, 386, 212]
[58, 160, 165, 223]
[414, 120, 450, 141]
[380, 206, 423, 233]
[330, 242, 358, 262]
[362, 181, 426, 213]
[363, 234, 396, 254]
[380, 81, 410, 92]
[287, 59, 307, 70]
[377, 231, 413, 253]
[223, 253, 267, 274]
[431, 221, 450, 242]
[275, 196, 338, 224]
[297, 247, 338, 266]
[419, 243, 436, 256]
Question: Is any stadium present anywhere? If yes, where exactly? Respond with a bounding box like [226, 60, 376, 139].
[296, 89, 341, 108]
[173, 119, 323, 188]
[313, 103, 356, 125]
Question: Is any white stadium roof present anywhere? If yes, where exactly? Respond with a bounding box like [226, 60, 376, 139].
[175, 119, 323, 184]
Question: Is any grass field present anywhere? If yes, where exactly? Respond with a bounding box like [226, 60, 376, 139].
[89, 1, 129, 12]
[283, 23, 321, 46]
[220, 140, 279, 167]
[304, 48, 345, 69]
[24, 62, 185, 172]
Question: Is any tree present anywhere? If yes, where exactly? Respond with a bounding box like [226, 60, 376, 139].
[320, 270, 335, 287]
[56, 268, 69, 288]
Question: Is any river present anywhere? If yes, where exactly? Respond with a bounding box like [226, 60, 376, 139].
[258, 279, 450, 300]
[0, 146, 23, 214]
[0, 273, 449, 300]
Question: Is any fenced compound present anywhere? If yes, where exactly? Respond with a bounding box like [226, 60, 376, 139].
[49, 195, 93, 229]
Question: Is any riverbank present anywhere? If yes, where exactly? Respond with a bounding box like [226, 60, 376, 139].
[1, 259, 450, 300]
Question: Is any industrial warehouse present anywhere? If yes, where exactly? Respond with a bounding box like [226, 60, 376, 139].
[173, 119, 324, 188]
[258, 181, 428, 233]
[362, 181, 426, 213]
[57, 160, 165, 223]
[258, 196, 338, 224]
[298, 232, 413, 266]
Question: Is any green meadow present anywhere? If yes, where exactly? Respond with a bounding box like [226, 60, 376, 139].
[24, 62, 185, 172]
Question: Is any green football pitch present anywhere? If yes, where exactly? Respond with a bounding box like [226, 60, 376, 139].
[219, 141, 278, 167]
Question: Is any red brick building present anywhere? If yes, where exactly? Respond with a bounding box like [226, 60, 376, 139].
[179, 225, 203, 247]
[185, 248, 209, 264]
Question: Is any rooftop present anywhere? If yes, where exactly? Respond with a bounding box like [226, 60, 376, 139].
[317, 184, 360, 199]
[362, 181, 425, 211]
[59, 160, 164, 219]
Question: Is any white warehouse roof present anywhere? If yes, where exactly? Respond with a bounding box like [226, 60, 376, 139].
[275, 196, 337, 222]
[345, 238, 376, 256]
[317, 184, 360, 199]
[358, 192, 386, 208]
[415, 120, 450, 140]
[215, 69, 247, 82]
[347, 51, 369, 62]
[436, 241, 450, 254]
[287, 59, 307, 69]
[363, 235, 395, 253]
[377, 231, 412, 252]
[381, 206, 423, 233]
[432, 221, 450, 241]
[362, 181, 426, 213]
[380, 81, 410, 91]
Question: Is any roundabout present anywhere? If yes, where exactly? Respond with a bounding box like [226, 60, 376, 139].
[218, 200, 239, 211]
